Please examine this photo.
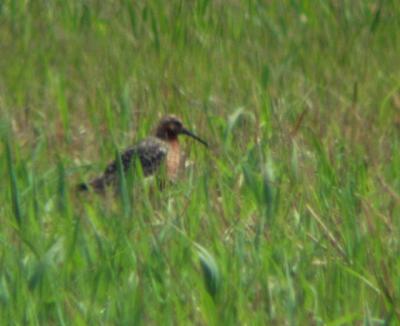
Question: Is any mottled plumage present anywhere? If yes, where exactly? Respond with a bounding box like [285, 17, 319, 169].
[78, 115, 207, 193]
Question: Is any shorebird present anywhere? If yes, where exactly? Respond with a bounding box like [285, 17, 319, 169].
[78, 115, 208, 193]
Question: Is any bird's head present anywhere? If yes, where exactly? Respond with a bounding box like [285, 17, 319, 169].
[155, 115, 208, 147]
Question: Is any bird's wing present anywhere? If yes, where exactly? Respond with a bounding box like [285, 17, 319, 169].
[135, 137, 169, 176]
[92, 137, 168, 190]
[105, 138, 169, 175]
[88, 148, 136, 191]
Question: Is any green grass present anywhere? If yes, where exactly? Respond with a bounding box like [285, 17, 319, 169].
[1, 0, 400, 324]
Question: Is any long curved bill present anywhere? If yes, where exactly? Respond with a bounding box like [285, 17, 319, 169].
[181, 128, 208, 147]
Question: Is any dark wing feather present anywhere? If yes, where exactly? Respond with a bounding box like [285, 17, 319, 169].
[135, 137, 169, 176]
[88, 137, 168, 192]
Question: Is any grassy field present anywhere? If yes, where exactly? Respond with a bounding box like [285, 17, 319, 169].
[1, 0, 400, 324]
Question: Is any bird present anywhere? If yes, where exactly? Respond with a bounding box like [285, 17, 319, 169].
[77, 115, 208, 193]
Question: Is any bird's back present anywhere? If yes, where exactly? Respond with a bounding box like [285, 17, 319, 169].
[87, 136, 169, 192]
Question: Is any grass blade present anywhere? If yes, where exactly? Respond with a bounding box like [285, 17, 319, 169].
[196, 244, 220, 301]
[4, 137, 22, 226]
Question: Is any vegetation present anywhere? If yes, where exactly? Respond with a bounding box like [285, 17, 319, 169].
[1, 0, 399, 324]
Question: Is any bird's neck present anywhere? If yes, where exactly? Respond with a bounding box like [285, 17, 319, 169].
[167, 137, 179, 147]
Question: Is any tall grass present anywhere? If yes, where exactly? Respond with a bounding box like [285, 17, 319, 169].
[1, 0, 399, 324]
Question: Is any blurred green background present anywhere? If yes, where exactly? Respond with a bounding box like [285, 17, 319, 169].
[1, 0, 399, 324]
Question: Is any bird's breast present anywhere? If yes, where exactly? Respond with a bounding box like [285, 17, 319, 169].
[166, 139, 181, 180]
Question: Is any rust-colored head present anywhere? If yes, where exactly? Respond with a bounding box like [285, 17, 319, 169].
[155, 115, 208, 146]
